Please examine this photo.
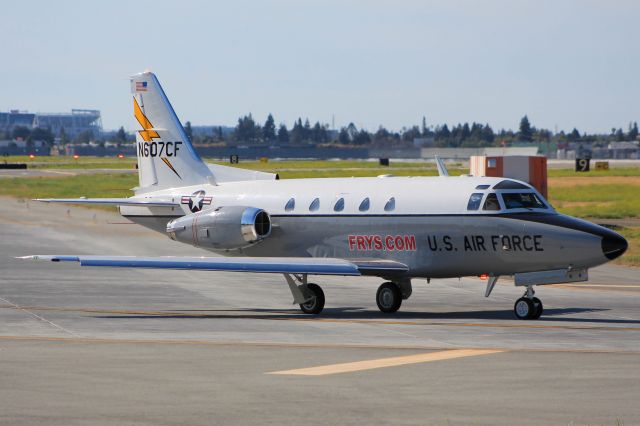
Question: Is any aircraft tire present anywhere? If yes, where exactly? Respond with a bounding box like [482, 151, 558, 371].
[299, 283, 325, 315]
[531, 297, 543, 319]
[376, 282, 402, 313]
[514, 297, 534, 320]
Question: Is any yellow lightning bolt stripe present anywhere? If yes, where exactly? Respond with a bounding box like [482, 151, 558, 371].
[133, 97, 160, 142]
[161, 157, 182, 179]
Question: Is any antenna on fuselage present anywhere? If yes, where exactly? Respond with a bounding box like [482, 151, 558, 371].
[435, 156, 449, 177]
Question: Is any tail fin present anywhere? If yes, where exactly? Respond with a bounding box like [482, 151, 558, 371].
[131, 71, 212, 190]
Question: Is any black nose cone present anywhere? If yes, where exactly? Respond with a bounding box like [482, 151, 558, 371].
[602, 233, 628, 260]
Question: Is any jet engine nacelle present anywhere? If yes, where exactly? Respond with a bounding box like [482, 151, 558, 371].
[166, 206, 271, 250]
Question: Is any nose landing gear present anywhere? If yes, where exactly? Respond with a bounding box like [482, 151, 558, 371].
[514, 286, 543, 320]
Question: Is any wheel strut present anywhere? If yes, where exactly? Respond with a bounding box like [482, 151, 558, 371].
[283, 273, 325, 315]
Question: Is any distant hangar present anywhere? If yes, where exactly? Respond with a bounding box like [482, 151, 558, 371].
[0, 109, 102, 138]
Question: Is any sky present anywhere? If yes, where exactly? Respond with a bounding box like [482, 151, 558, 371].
[1, 0, 638, 133]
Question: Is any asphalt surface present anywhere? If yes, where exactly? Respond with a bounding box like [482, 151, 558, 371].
[1, 196, 639, 425]
[0, 168, 136, 178]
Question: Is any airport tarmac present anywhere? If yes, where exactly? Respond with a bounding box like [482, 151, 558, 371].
[1, 196, 639, 425]
[0, 168, 136, 178]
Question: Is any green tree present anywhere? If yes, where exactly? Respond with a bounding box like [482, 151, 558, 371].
[184, 121, 193, 142]
[216, 126, 224, 141]
[435, 124, 451, 142]
[337, 127, 349, 144]
[262, 114, 276, 142]
[277, 124, 289, 144]
[461, 123, 471, 141]
[346, 123, 358, 141]
[353, 129, 371, 145]
[482, 124, 495, 143]
[234, 114, 260, 142]
[310, 122, 329, 143]
[303, 119, 312, 142]
[518, 115, 533, 142]
[290, 118, 304, 144]
[116, 126, 127, 144]
[628, 122, 638, 141]
[535, 128, 552, 143]
[567, 128, 581, 142]
[373, 126, 391, 142]
[402, 125, 421, 142]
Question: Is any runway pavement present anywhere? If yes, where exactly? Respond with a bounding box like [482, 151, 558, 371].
[0, 168, 135, 178]
[1, 196, 639, 425]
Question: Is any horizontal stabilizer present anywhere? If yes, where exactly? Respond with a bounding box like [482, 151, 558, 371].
[206, 163, 278, 183]
[17, 255, 409, 277]
[35, 198, 179, 207]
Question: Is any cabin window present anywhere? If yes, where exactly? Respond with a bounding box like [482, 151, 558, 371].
[482, 193, 501, 211]
[467, 193, 483, 210]
[502, 192, 547, 209]
[285, 198, 295, 212]
[334, 198, 345, 212]
[475, 184, 490, 190]
[494, 180, 530, 190]
[309, 198, 320, 211]
[359, 197, 370, 212]
[384, 197, 395, 212]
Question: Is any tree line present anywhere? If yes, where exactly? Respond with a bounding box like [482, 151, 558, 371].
[3, 114, 638, 147]
[186, 113, 639, 147]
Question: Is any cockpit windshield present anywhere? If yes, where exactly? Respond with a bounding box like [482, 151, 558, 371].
[482, 193, 501, 211]
[501, 192, 547, 209]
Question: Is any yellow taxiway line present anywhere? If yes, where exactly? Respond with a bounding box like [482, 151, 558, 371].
[267, 349, 504, 376]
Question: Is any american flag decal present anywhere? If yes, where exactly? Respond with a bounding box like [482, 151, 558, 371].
[135, 81, 148, 91]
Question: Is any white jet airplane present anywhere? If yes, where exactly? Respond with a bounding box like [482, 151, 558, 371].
[22, 71, 628, 320]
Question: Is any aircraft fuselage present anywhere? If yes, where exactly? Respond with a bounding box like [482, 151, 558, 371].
[120, 175, 627, 279]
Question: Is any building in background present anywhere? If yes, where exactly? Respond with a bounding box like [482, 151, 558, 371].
[0, 109, 102, 139]
[0, 110, 36, 132]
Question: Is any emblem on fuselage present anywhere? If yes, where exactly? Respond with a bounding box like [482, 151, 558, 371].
[181, 190, 212, 213]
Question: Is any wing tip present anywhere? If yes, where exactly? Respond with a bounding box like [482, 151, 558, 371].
[15, 255, 80, 262]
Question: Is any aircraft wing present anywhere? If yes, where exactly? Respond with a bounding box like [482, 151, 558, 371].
[18, 255, 409, 277]
[35, 198, 179, 207]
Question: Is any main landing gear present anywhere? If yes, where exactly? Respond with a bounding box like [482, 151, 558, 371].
[299, 283, 325, 315]
[376, 282, 402, 313]
[514, 286, 543, 320]
[283, 274, 412, 315]
[376, 279, 412, 314]
[283, 274, 325, 314]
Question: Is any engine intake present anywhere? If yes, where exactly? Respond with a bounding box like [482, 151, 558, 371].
[166, 206, 271, 250]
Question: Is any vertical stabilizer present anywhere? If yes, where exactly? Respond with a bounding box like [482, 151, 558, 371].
[131, 72, 212, 191]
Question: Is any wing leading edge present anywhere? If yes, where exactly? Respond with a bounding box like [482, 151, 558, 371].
[17, 255, 409, 277]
